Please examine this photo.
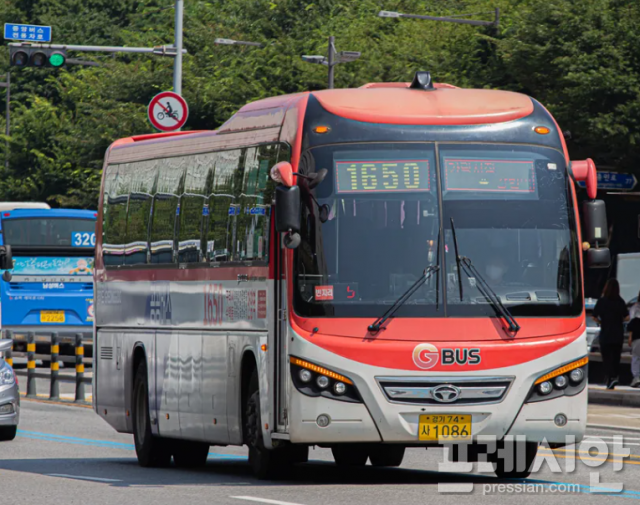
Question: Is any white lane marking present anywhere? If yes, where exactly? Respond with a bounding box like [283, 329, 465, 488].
[47, 474, 122, 483]
[231, 497, 306, 505]
[586, 436, 640, 441]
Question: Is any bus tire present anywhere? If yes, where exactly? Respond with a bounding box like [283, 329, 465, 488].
[0, 426, 17, 441]
[245, 371, 303, 479]
[173, 441, 210, 468]
[132, 360, 171, 468]
[331, 445, 369, 466]
[369, 445, 405, 467]
[492, 441, 538, 479]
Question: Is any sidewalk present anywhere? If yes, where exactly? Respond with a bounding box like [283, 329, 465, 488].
[589, 384, 640, 408]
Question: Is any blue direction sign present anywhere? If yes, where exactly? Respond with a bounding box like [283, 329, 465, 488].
[577, 171, 637, 191]
[4, 23, 52, 42]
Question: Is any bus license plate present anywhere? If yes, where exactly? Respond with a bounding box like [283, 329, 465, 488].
[418, 414, 471, 441]
[40, 311, 65, 323]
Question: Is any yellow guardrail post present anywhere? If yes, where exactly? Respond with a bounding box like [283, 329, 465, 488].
[50, 332, 60, 400]
[26, 331, 36, 397]
[5, 330, 13, 368]
[74, 333, 85, 403]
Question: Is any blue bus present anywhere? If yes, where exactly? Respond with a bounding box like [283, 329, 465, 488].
[0, 209, 96, 348]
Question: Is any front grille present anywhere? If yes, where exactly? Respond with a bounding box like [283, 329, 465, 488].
[100, 346, 114, 360]
[377, 376, 513, 405]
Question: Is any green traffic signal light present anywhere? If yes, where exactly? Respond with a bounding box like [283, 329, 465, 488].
[49, 52, 65, 67]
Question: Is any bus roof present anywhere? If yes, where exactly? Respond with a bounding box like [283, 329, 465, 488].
[1, 208, 97, 220]
[0, 202, 50, 211]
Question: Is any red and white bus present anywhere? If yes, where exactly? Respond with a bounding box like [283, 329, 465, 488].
[94, 72, 609, 479]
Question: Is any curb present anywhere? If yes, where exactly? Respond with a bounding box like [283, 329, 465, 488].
[20, 393, 92, 409]
[588, 388, 640, 408]
[587, 423, 640, 434]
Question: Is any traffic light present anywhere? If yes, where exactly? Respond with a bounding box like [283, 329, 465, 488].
[10, 47, 66, 68]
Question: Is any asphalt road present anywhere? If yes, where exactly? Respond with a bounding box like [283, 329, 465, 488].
[2, 400, 640, 505]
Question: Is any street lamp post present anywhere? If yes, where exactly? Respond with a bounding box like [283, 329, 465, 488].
[214, 38, 262, 47]
[301, 36, 361, 89]
[378, 8, 499, 27]
[174, 0, 184, 96]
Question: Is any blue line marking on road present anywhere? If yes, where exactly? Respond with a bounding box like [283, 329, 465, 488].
[17, 429, 246, 460]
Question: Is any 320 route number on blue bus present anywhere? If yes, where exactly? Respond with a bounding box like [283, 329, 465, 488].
[72, 232, 96, 247]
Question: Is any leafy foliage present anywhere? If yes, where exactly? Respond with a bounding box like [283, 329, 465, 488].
[0, 0, 638, 207]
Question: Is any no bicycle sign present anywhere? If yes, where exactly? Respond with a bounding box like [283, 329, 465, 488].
[147, 91, 189, 132]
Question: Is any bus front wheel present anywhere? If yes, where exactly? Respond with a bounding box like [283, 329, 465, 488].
[331, 445, 369, 466]
[369, 445, 405, 467]
[132, 360, 172, 468]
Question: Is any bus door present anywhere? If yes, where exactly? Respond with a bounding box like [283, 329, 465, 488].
[274, 216, 289, 432]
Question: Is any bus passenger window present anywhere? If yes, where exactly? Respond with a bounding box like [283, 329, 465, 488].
[206, 149, 241, 263]
[178, 154, 212, 264]
[149, 159, 185, 264]
[125, 160, 157, 266]
[102, 164, 130, 267]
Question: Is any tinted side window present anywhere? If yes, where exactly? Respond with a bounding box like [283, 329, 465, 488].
[103, 164, 131, 267]
[125, 160, 157, 265]
[150, 158, 185, 264]
[206, 149, 242, 262]
[178, 154, 212, 263]
[235, 145, 278, 262]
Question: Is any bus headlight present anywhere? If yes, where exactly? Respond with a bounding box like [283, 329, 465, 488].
[290, 356, 362, 403]
[526, 356, 588, 403]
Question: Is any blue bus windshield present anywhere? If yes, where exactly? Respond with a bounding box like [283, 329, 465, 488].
[3, 217, 95, 248]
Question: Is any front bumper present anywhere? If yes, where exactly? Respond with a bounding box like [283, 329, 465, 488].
[0, 383, 20, 427]
[286, 331, 587, 445]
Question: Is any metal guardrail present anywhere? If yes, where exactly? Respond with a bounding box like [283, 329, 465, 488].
[5, 330, 91, 404]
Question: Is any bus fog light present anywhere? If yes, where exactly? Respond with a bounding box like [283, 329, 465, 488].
[316, 376, 330, 389]
[554, 375, 568, 389]
[554, 413, 568, 427]
[334, 382, 346, 395]
[316, 414, 331, 428]
[569, 368, 584, 383]
[299, 369, 312, 383]
[0, 403, 14, 415]
[538, 381, 553, 395]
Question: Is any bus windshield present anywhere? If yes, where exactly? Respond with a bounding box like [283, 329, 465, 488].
[3, 218, 96, 249]
[293, 142, 582, 319]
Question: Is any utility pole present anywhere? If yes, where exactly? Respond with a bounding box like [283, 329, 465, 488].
[174, 0, 184, 96]
[327, 36, 335, 90]
[0, 73, 10, 170]
[301, 36, 361, 90]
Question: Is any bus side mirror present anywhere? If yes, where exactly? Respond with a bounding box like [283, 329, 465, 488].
[275, 185, 301, 249]
[0, 246, 13, 271]
[582, 200, 608, 245]
[586, 247, 610, 269]
[571, 159, 597, 199]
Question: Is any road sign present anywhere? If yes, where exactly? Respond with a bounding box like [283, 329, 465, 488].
[147, 91, 188, 132]
[577, 171, 637, 191]
[4, 23, 51, 42]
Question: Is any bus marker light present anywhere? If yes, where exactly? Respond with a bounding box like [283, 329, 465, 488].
[261, 344, 268, 352]
[317, 414, 330, 428]
[289, 357, 353, 385]
[534, 126, 550, 134]
[314, 126, 331, 134]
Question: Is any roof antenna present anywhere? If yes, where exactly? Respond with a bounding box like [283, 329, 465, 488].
[409, 71, 434, 90]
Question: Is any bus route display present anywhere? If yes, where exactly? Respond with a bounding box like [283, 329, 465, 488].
[335, 159, 430, 193]
[444, 158, 536, 194]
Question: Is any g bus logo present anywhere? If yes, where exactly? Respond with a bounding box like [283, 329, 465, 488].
[413, 343, 440, 370]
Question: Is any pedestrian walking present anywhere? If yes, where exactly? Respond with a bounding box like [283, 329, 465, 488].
[627, 292, 640, 388]
[592, 278, 629, 389]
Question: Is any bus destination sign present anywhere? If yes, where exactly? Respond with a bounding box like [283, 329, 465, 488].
[335, 159, 430, 193]
[444, 158, 536, 194]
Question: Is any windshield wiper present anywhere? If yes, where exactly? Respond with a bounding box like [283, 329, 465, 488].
[368, 265, 439, 333]
[449, 218, 520, 335]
